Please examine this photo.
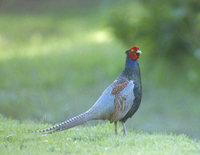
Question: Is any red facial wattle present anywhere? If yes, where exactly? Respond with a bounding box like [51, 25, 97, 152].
[128, 46, 141, 60]
[129, 51, 137, 60]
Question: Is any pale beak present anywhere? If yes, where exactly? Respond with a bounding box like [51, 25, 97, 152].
[136, 50, 142, 54]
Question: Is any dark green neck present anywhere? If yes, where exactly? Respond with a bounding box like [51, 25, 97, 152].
[121, 55, 141, 83]
[122, 65, 141, 82]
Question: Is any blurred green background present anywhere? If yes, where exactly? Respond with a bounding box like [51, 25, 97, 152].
[0, 0, 200, 138]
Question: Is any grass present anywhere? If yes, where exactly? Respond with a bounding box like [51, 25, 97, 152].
[0, 12, 200, 139]
[0, 116, 200, 155]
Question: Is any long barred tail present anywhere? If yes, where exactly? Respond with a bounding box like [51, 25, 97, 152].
[35, 112, 91, 134]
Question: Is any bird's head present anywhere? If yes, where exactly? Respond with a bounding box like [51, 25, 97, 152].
[126, 46, 142, 60]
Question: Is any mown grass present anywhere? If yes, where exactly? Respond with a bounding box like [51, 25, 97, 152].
[0, 13, 200, 139]
[0, 116, 200, 155]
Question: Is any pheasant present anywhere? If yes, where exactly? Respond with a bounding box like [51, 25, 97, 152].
[36, 46, 142, 135]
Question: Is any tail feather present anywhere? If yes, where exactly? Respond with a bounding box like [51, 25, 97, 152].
[35, 112, 91, 133]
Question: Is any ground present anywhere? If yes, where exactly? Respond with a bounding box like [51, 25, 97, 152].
[0, 116, 199, 155]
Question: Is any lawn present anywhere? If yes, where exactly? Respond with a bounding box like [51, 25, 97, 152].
[0, 116, 200, 155]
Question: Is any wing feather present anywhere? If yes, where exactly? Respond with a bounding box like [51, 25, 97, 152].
[87, 79, 135, 122]
[110, 80, 135, 122]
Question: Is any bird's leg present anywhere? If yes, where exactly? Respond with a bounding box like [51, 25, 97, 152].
[114, 122, 118, 135]
[121, 122, 127, 136]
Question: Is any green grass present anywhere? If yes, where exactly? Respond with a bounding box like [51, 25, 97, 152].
[0, 116, 200, 155]
[0, 13, 200, 139]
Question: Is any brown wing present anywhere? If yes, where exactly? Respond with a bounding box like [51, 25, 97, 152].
[111, 80, 129, 95]
[110, 80, 135, 122]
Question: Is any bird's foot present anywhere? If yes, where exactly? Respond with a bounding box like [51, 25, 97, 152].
[114, 122, 118, 135]
[122, 122, 127, 136]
